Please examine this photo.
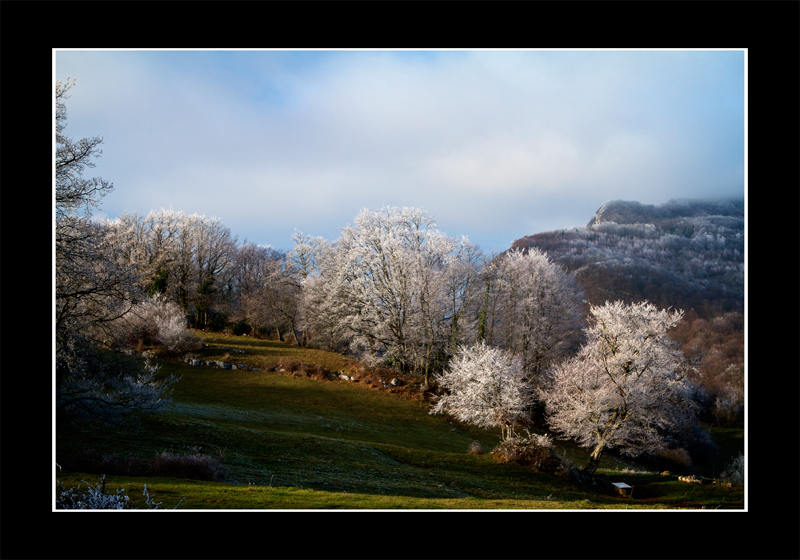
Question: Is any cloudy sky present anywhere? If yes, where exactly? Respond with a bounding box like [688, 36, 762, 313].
[54, 49, 745, 254]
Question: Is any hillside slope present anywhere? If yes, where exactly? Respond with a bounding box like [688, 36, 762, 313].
[510, 197, 744, 317]
[55, 331, 745, 510]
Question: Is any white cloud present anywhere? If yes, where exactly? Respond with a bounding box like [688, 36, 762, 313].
[55, 49, 745, 254]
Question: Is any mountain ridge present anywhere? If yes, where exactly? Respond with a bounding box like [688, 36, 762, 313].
[510, 196, 744, 318]
[586, 197, 744, 228]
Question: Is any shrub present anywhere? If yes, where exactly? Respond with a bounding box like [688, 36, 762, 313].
[491, 430, 566, 474]
[62, 448, 226, 481]
[657, 447, 694, 474]
[56, 474, 184, 510]
[203, 311, 229, 333]
[308, 364, 330, 381]
[228, 321, 251, 336]
[277, 359, 299, 373]
[156, 314, 202, 354]
[56, 341, 179, 427]
[720, 452, 744, 483]
[113, 294, 201, 353]
[152, 451, 227, 481]
[712, 384, 744, 427]
[468, 440, 484, 455]
[68, 448, 152, 477]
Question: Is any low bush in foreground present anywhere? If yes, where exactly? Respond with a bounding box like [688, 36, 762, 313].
[63, 448, 227, 482]
[56, 473, 184, 510]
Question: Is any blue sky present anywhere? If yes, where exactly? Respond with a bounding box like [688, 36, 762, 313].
[54, 49, 745, 254]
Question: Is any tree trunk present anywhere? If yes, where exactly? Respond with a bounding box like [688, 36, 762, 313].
[583, 442, 605, 476]
[477, 279, 490, 342]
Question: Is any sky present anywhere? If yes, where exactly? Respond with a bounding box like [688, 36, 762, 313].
[54, 49, 745, 255]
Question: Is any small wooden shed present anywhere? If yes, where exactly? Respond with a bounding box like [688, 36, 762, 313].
[612, 482, 633, 497]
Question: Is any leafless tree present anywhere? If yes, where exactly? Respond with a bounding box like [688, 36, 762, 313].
[55, 79, 177, 426]
[55, 79, 139, 344]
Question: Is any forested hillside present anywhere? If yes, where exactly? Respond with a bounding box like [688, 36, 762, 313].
[510, 198, 744, 317]
[509, 197, 745, 426]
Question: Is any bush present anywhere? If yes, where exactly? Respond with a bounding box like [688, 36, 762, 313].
[229, 321, 251, 336]
[69, 448, 151, 477]
[468, 440, 484, 455]
[152, 451, 227, 481]
[156, 314, 202, 354]
[712, 384, 744, 427]
[202, 311, 229, 332]
[62, 448, 227, 481]
[308, 364, 330, 381]
[113, 294, 201, 353]
[491, 430, 566, 474]
[56, 341, 179, 427]
[56, 474, 184, 510]
[277, 359, 299, 373]
[720, 452, 744, 483]
[656, 447, 694, 475]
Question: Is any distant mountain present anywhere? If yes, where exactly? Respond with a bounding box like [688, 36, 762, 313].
[586, 198, 744, 228]
[510, 197, 745, 318]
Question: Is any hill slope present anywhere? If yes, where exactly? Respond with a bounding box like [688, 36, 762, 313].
[55, 331, 744, 510]
[510, 197, 745, 317]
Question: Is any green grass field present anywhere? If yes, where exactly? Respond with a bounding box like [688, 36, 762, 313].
[55, 331, 745, 510]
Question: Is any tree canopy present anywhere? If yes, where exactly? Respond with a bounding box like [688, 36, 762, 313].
[540, 300, 699, 474]
[430, 341, 532, 441]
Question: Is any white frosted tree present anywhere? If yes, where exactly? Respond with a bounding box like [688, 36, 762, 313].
[440, 239, 484, 355]
[540, 300, 699, 475]
[104, 209, 239, 328]
[287, 230, 329, 280]
[485, 248, 584, 382]
[104, 209, 181, 299]
[55, 79, 178, 426]
[430, 341, 532, 441]
[56, 79, 139, 342]
[301, 206, 481, 384]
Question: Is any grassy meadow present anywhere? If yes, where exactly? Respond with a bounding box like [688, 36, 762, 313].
[55, 331, 745, 510]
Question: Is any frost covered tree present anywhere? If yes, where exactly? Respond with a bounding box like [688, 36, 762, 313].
[486, 248, 584, 382]
[430, 341, 532, 441]
[56, 79, 139, 342]
[55, 79, 178, 426]
[540, 300, 700, 475]
[287, 229, 329, 280]
[104, 209, 182, 299]
[279, 231, 332, 344]
[301, 207, 481, 384]
[106, 209, 238, 328]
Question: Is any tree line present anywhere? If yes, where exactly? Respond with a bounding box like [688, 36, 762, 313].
[102, 205, 587, 390]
